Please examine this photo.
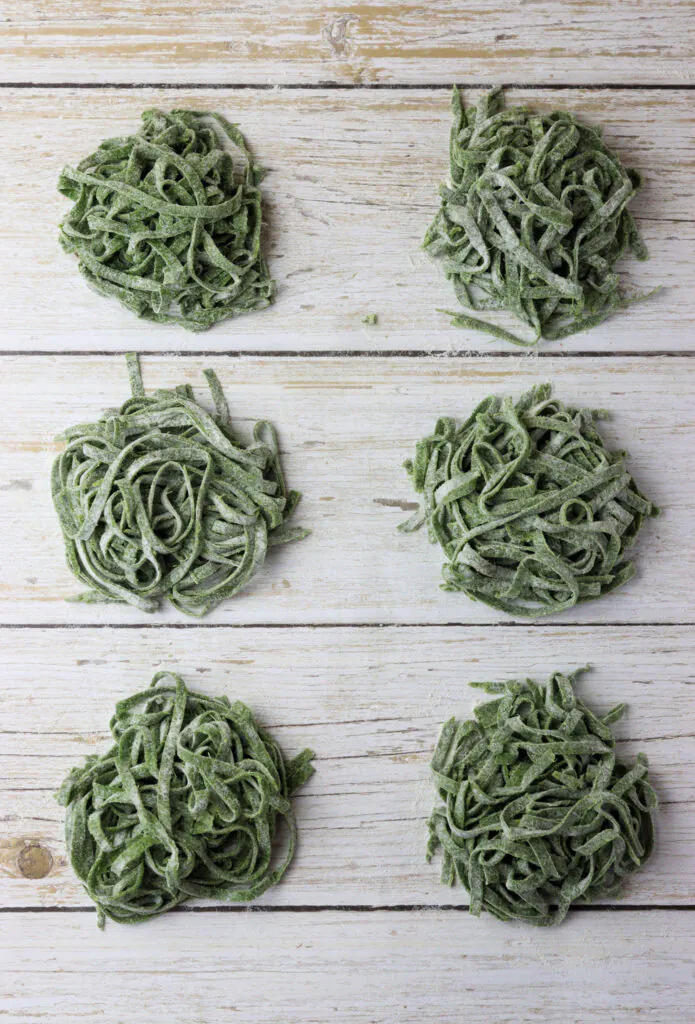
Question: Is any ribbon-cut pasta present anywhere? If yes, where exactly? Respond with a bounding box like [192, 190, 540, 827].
[427, 667, 657, 925]
[58, 109, 273, 331]
[57, 671, 315, 926]
[424, 88, 652, 345]
[52, 354, 307, 616]
[400, 384, 657, 618]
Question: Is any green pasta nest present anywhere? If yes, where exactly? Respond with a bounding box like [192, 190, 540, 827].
[51, 354, 307, 616]
[58, 109, 273, 331]
[424, 88, 650, 346]
[428, 668, 657, 926]
[400, 384, 657, 618]
[57, 672, 315, 926]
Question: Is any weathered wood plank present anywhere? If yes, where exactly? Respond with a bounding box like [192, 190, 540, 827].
[1, 626, 692, 908]
[1, 1, 692, 85]
[2, 908, 694, 1023]
[0, 355, 690, 625]
[0, 88, 690, 352]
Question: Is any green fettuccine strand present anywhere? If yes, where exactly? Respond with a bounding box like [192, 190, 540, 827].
[58, 109, 274, 331]
[427, 667, 657, 926]
[51, 354, 308, 616]
[424, 88, 651, 346]
[400, 384, 658, 617]
[57, 671, 315, 926]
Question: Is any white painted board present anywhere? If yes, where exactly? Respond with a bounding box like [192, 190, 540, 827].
[1, 0, 691, 85]
[2, 909, 694, 1024]
[0, 88, 690, 353]
[0, 355, 688, 625]
[1, 626, 692, 908]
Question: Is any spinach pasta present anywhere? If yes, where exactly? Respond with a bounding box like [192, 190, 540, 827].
[400, 384, 657, 617]
[424, 88, 651, 346]
[428, 667, 657, 925]
[51, 354, 307, 616]
[57, 671, 315, 926]
[58, 109, 273, 331]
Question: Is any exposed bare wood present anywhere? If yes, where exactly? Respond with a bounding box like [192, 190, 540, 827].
[1, 1, 692, 85]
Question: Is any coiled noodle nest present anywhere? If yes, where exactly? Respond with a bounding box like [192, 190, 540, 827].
[400, 384, 657, 617]
[58, 109, 273, 331]
[427, 667, 657, 925]
[57, 671, 315, 926]
[51, 354, 307, 616]
[425, 87, 652, 346]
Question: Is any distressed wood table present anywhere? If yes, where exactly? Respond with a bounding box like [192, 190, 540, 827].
[1, 4, 694, 1022]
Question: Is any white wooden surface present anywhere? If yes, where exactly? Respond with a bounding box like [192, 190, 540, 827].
[1, 3, 694, 1022]
[3, 910, 694, 1024]
[0, 88, 692, 352]
[2, 627, 694, 909]
[1, 1, 692, 85]
[0, 356, 689, 625]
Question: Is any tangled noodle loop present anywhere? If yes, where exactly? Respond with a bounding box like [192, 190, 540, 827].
[424, 88, 651, 346]
[52, 354, 308, 616]
[400, 384, 657, 617]
[427, 667, 657, 925]
[58, 109, 273, 331]
[57, 671, 315, 926]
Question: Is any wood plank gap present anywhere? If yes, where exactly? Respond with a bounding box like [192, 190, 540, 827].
[1, 82, 694, 92]
[1, 904, 694, 914]
[1, 351, 694, 359]
[0, 621, 692, 630]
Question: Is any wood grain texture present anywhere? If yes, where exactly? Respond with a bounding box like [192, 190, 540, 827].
[0, 87, 692, 353]
[1, 0, 692, 85]
[0, 355, 689, 625]
[2, 3, 694, 1014]
[1, 626, 693, 909]
[2, 909, 695, 1024]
